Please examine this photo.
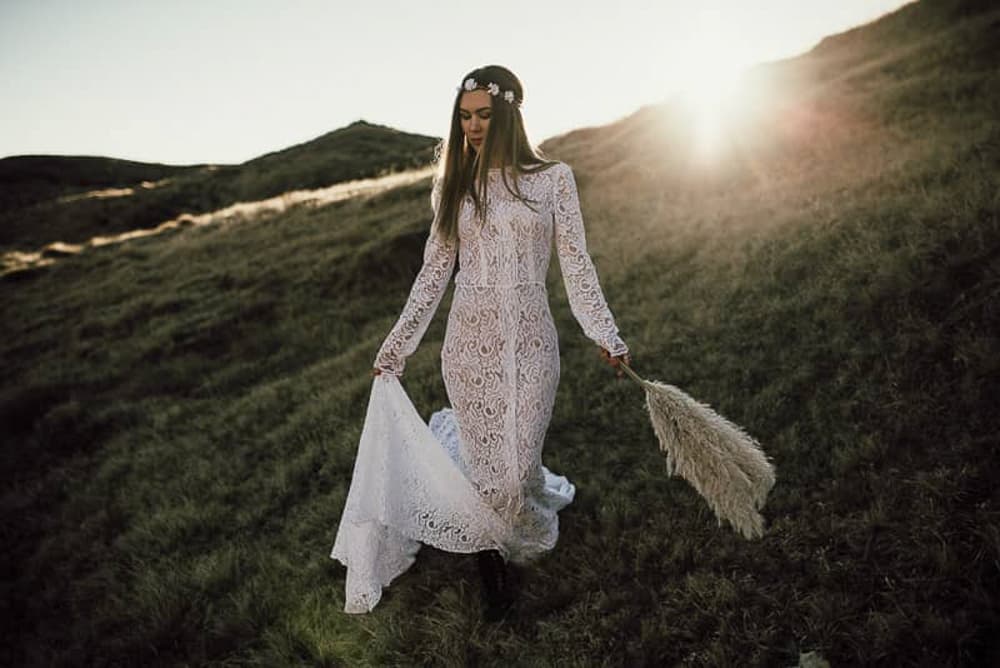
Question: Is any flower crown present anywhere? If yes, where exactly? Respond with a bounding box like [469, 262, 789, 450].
[456, 77, 521, 108]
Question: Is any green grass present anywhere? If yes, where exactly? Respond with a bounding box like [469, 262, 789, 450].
[0, 120, 438, 250]
[3, 1, 1000, 665]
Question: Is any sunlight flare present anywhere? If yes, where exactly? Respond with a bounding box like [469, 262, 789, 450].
[671, 9, 754, 160]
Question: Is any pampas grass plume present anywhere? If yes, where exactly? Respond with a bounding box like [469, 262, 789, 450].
[619, 362, 776, 539]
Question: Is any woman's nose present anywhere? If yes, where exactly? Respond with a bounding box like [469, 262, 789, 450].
[469, 117, 480, 130]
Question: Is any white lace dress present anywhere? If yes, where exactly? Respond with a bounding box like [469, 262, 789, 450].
[330, 161, 628, 613]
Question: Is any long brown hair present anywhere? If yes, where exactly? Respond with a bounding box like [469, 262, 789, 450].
[433, 65, 556, 244]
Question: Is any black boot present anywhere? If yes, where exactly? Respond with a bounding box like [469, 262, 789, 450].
[476, 549, 513, 621]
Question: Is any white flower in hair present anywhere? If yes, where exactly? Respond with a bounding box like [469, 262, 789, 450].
[487, 82, 500, 96]
[463, 77, 477, 91]
[504, 90, 515, 103]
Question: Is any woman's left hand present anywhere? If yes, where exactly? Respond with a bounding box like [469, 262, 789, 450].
[599, 348, 632, 379]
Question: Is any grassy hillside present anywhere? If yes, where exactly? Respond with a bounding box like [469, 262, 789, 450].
[0, 155, 204, 213]
[0, 120, 438, 250]
[2, 0, 999, 665]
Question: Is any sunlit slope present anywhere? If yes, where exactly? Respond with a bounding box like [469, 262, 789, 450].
[0, 120, 438, 250]
[2, 0, 999, 665]
[544, 0, 999, 241]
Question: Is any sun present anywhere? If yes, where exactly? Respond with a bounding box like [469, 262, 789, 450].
[671, 10, 753, 159]
[679, 61, 743, 158]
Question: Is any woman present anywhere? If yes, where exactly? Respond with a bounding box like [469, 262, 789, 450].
[331, 65, 630, 620]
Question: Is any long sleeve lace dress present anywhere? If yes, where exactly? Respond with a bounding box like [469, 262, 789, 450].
[330, 161, 628, 613]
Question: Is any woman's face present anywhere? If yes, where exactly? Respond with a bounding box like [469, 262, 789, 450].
[459, 89, 492, 153]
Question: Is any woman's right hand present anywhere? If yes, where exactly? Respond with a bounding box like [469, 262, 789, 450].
[372, 368, 382, 377]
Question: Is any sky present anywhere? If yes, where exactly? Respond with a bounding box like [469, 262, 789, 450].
[0, 0, 911, 166]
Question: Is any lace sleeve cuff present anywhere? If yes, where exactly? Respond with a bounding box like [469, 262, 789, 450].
[604, 338, 629, 357]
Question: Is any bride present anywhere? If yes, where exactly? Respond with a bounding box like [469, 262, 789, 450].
[331, 64, 631, 621]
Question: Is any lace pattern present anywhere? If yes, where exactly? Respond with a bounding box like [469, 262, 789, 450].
[330, 376, 574, 613]
[552, 164, 629, 356]
[372, 180, 456, 376]
[335, 162, 626, 613]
